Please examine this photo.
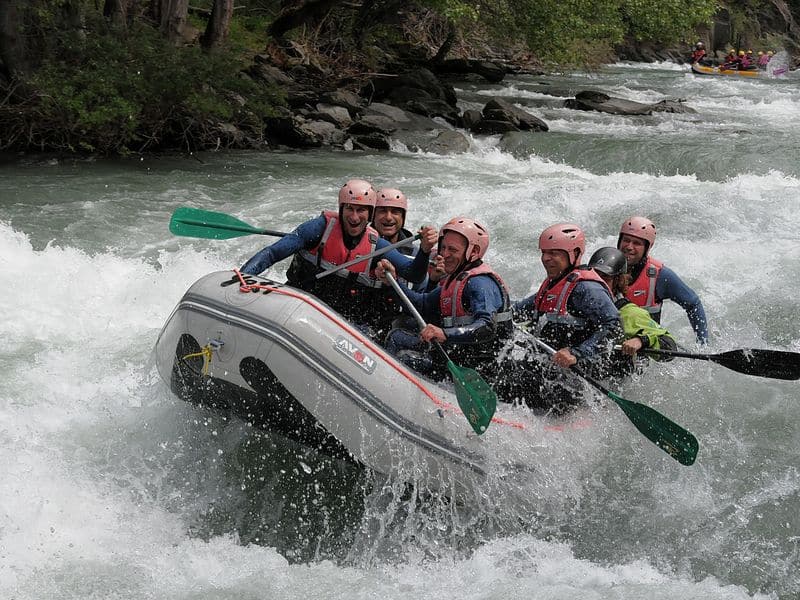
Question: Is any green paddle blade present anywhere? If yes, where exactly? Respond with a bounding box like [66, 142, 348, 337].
[446, 360, 497, 435]
[608, 391, 698, 466]
[169, 207, 284, 240]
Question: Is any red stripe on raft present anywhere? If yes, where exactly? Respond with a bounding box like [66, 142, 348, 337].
[233, 270, 525, 430]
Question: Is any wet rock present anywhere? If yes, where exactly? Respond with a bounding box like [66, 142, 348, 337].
[303, 120, 346, 146]
[470, 119, 521, 134]
[461, 109, 483, 130]
[320, 90, 364, 115]
[264, 110, 321, 147]
[310, 104, 353, 128]
[482, 98, 548, 131]
[352, 133, 392, 151]
[650, 99, 698, 114]
[366, 68, 459, 122]
[432, 58, 507, 83]
[347, 114, 397, 135]
[564, 90, 698, 115]
[404, 99, 460, 124]
[421, 130, 471, 154]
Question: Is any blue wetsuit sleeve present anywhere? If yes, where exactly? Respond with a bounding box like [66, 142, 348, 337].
[240, 215, 326, 275]
[568, 281, 623, 359]
[656, 266, 709, 343]
[443, 276, 505, 344]
[379, 237, 430, 283]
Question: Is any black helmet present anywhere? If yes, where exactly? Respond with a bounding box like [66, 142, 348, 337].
[588, 247, 628, 277]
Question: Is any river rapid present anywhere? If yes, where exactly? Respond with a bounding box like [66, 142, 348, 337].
[1, 61, 798, 599]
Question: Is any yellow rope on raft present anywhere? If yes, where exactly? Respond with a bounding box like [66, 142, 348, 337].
[182, 344, 214, 376]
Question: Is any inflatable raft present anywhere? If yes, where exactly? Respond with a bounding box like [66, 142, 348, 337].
[154, 271, 587, 498]
[691, 63, 762, 78]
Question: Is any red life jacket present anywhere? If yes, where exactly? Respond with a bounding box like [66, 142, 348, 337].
[534, 267, 611, 328]
[438, 262, 511, 328]
[625, 256, 663, 317]
[691, 49, 706, 63]
[299, 210, 382, 288]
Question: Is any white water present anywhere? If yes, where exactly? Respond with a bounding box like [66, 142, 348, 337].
[2, 62, 799, 598]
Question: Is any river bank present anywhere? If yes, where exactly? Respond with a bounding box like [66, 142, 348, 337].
[2, 0, 798, 158]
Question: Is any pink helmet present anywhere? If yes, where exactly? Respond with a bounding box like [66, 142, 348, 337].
[441, 217, 490, 261]
[375, 188, 408, 212]
[338, 179, 377, 208]
[538, 223, 585, 266]
[618, 216, 656, 250]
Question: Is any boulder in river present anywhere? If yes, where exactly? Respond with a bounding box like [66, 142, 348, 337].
[564, 91, 697, 115]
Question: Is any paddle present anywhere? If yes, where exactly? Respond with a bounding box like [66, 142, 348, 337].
[637, 347, 800, 381]
[384, 272, 497, 435]
[169, 207, 289, 240]
[314, 234, 420, 281]
[526, 334, 698, 466]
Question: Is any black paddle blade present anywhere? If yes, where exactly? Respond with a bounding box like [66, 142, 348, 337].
[446, 360, 497, 435]
[608, 391, 698, 466]
[716, 348, 800, 380]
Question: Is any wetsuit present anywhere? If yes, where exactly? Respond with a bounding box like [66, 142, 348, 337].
[241, 212, 430, 333]
[385, 261, 511, 379]
[626, 257, 708, 344]
[502, 267, 622, 413]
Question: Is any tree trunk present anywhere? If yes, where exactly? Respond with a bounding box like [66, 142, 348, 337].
[267, 0, 344, 39]
[0, 0, 26, 80]
[431, 19, 456, 64]
[159, 0, 189, 43]
[201, 0, 234, 50]
[770, 0, 800, 40]
[103, 0, 128, 28]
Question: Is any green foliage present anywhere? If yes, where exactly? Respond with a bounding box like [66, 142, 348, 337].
[476, 0, 624, 65]
[422, 0, 717, 64]
[621, 0, 718, 43]
[12, 14, 284, 154]
[419, 0, 479, 23]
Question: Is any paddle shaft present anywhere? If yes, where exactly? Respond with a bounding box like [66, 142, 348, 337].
[178, 217, 287, 238]
[314, 234, 420, 280]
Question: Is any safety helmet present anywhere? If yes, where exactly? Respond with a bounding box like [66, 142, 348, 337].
[747, 49, 753, 54]
[375, 188, 408, 212]
[588, 247, 628, 277]
[538, 223, 585, 266]
[758, 51, 764, 56]
[768, 50, 774, 56]
[618, 216, 656, 251]
[441, 217, 490, 261]
[338, 179, 377, 208]
[695, 41, 704, 48]
[738, 50, 745, 56]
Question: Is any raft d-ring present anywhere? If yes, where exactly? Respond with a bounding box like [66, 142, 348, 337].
[182, 339, 224, 376]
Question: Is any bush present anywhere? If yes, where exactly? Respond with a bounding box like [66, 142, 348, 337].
[1, 16, 285, 154]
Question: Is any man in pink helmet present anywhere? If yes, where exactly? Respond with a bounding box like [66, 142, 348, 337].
[376, 217, 512, 378]
[372, 187, 445, 331]
[373, 186, 445, 281]
[507, 223, 622, 411]
[372, 188, 412, 250]
[240, 178, 438, 329]
[617, 216, 708, 344]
